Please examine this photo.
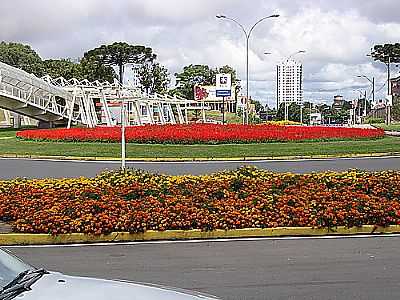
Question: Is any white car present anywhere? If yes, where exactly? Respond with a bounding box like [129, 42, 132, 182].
[0, 249, 220, 300]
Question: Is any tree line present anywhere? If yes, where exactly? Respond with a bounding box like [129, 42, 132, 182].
[0, 41, 239, 100]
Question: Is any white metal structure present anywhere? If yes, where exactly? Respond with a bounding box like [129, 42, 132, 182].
[0, 109, 37, 127]
[0, 62, 207, 128]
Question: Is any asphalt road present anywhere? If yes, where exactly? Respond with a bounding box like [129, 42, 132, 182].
[7, 236, 400, 300]
[1, 156, 400, 178]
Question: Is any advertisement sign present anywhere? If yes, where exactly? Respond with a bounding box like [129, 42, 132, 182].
[194, 85, 235, 101]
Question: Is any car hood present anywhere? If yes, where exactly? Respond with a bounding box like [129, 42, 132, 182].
[17, 272, 220, 300]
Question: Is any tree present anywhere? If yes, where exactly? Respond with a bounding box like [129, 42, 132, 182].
[79, 57, 116, 82]
[83, 42, 156, 84]
[174, 64, 240, 100]
[138, 62, 170, 94]
[212, 65, 239, 85]
[251, 99, 263, 113]
[42, 59, 79, 79]
[371, 43, 400, 64]
[174, 65, 214, 99]
[41, 58, 116, 82]
[276, 102, 312, 123]
[0, 42, 43, 76]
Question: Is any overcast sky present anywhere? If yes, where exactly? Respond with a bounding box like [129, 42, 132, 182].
[1, 0, 399, 107]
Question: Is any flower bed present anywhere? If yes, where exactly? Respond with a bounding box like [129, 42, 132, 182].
[0, 167, 400, 235]
[16, 124, 384, 144]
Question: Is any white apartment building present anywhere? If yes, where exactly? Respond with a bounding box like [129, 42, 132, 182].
[276, 59, 303, 109]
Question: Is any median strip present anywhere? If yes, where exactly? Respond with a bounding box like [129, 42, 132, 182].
[1, 226, 399, 246]
[0, 152, 400, 162]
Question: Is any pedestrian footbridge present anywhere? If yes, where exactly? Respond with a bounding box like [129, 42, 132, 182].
[0, 62, 207, 128]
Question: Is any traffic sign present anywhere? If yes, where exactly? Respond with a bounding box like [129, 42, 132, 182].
[216, 73, 232, 98]
[216, 90, 231, 97]
[216, 73, 232, 90]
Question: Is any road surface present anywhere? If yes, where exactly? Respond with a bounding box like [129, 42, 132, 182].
[1, 156, 400, 178]
[7, 236, 400, 300]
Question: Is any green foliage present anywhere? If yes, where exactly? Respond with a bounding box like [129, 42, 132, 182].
[41, 58, 115, 83]
[0, 42, 43, 76]
[42, 59, 79, 79]
[174, 65, 214, 99]
[365, 117, 384, 124]
[84, 42, 156, 84]
[139, 62, 170, 94]
[79, 57, 116, 82]
[174, 64, 239, 99]
[276, 102, 310, 123]
[371, 43, 400, 64]
[251, 99, 263, 113]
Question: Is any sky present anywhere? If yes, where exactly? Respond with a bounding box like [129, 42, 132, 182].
[1, 0, 399, 107]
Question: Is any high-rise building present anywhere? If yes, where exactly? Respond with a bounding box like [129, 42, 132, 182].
[276, 59, 303, 109]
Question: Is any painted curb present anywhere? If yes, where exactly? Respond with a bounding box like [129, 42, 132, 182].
[1, 152, 400, 162]
[1, 225, 400, 246]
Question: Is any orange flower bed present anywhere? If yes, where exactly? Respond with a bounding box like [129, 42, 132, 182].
[0, 168, 399, 235]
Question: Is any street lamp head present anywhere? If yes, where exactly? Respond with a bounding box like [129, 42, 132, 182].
[216, 15, 226, 19]
[264, 52, 272, 55]
[269, 14, 280, 18]
[298, 50, 306, 54]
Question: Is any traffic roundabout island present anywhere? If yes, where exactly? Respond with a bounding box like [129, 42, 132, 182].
[16, 123, 384, 144]
[1, 125, 399, 161]
[1, 167, 400, 245]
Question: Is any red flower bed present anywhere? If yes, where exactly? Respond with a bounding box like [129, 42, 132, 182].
[16, 124, 384, 144]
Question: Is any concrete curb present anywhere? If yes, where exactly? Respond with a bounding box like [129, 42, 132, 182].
[1, 152, 400, 162]
[1, 225, 400, 246]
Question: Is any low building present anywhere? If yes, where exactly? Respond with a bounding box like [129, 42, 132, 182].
[310, 112, 322, 125]
[391, 76, 400, 97]
[332, 95, 345, 110]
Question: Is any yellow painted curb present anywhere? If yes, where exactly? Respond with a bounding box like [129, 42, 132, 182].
[1, 152, 400, 162]
[1, 225, 400, 246]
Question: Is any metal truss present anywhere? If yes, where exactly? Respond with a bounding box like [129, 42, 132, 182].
[0, 61, 207, 128]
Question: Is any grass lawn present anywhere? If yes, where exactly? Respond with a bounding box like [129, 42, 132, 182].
[1, 128, 400, 158]
[188, 110, 242, 124]
[372, 123, 400, 132]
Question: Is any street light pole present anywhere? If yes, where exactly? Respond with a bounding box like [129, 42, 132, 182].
[217, 14, 279, 125]
[387, 56, 392, 125]
[356, 75, 375, 118]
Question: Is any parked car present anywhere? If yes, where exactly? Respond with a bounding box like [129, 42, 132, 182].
[0, 249, 220, 300]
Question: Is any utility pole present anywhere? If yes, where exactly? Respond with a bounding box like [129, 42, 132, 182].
[364, 90, 367, 118]
[300, 104, 303, 124]
[387, 56, 392, 125]
[222, 96, 225, 124]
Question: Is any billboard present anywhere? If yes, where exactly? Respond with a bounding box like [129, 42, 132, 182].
[194, 85, 235, 101]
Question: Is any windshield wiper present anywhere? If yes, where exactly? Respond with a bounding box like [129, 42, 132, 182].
[0, 269, 48, 300]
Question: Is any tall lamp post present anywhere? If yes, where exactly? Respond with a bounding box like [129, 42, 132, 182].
[216, 14, 279, 124]
[357, 75, 375, 117]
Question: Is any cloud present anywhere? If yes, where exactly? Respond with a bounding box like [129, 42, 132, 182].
[0, 0, 398, 107]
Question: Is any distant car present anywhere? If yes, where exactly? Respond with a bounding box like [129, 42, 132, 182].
[0, 249, 220, 300]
